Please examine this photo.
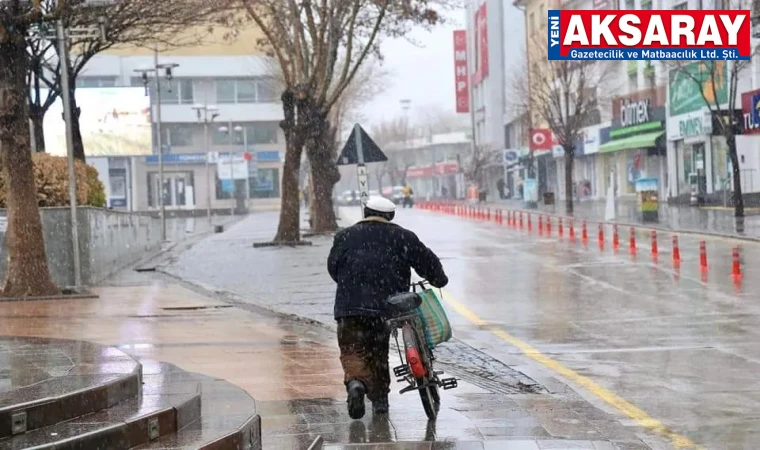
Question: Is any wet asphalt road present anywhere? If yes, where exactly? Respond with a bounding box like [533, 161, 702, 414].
[164, 206, 760, 449]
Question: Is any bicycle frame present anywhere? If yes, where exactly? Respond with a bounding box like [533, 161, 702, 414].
[387, 280, 439, 394]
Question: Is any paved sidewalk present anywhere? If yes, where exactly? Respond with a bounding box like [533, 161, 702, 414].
[481, 198, 760, 240]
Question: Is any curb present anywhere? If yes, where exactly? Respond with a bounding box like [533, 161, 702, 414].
[441, 201, 760, 243]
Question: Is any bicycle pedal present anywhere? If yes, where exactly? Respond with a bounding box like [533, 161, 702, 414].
[393, 365, 410, 377]
[440, 377, 458, 390]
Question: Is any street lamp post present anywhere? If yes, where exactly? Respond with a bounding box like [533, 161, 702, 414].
[134, 53, 179, 242]
[192, 104, 219, 225]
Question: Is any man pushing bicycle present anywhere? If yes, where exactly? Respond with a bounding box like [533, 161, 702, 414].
[327, 196, 448, 419]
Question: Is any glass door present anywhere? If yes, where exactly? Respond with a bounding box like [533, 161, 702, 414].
[152, 173, 191, 208]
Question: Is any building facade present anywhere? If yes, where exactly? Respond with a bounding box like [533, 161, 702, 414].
[71, 26, 285, 214]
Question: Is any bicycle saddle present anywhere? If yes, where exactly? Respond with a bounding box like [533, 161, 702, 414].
[386, 292, 422, 313]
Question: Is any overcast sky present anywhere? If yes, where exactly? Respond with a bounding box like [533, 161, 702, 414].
[359, 13, 464, 127]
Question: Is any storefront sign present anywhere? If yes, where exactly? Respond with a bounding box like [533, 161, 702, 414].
[611, 87, 666, 130]
[669, 61, 728, 117]
[679, 116, 703, 138]
[581, 126, 600, 155]
[620, 99, 651, 127]
[741, 88, 760, 134]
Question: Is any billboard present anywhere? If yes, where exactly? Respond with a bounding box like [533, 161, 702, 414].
[453, 30, 470, 113]
[43, 87, 152, 157]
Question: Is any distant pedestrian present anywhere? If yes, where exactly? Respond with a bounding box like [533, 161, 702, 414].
[497, 178, 506, 200]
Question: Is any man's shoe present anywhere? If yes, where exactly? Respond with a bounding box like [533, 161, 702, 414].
[346, 380, 366, 419]
[372, 395, 389, 415]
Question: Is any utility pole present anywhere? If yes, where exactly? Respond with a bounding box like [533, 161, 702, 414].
[135, 54, 179, 242]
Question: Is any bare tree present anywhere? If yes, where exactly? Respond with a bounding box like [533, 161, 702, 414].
[667, 42, 751, 218]
[512, 39, 615, 214]
[27, 0, 226, 160]
[240, 0, 448, 242]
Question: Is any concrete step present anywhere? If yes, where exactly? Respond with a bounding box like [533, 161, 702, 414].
[0, 337, 141, 438]
[1, 386, 201, 449]
[0, 337, 261, 450]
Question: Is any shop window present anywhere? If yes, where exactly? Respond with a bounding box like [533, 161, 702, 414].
[249, 168, 280, 198]
[215, 78, 279, 104]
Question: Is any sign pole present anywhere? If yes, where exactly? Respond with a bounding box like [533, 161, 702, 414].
[354, 124, 367, 218]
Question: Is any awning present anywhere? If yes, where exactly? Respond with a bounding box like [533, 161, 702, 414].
[598, 131, 664, 154]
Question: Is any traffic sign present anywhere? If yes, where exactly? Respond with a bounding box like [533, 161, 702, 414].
[337, 124, 387, 165]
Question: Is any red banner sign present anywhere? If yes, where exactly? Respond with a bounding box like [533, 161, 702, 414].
[472, 3, 489, 86]
[453, 30, 469, 113]
[407, 162, 460, 179]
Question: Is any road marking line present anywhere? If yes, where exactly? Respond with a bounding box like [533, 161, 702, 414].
[439, 290, 701, 449]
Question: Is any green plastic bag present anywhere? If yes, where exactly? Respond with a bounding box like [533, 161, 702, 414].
[415, 289, 452, 349]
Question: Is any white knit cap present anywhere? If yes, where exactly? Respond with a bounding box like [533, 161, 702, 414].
[365, 196, 395, 213]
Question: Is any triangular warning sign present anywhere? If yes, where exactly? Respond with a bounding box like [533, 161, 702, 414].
[337, 124, 388, 165]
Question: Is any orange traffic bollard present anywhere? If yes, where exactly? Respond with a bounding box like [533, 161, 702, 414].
[558, 217, 564, 237]
[612, 224, 619, 248]
[699, 240, 708, 269]
[538, 215, 544, 233]
[527, 214, 533, 232]
[651, 230, 658, 256]
[546, 216, 552, 236]
[581, 221, 588, 241]
[629, 227, 636, 253]
[672, 235, 681, 263]
[569, 219, 575, 241]
[732, 246, 742, 278]
[597, 223, 604, 243]
[487, 208, 491, 221]
[519, 212, 524, 229]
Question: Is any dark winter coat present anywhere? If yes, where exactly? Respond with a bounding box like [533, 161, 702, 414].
[327, 217, 448, 319]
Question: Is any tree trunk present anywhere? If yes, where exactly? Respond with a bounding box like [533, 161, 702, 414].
[273, 90, 303, 243]
[0, 31, 59, 297]
[306, 113, 339, 233]
[564, 147, 574, 215]
[727, 133, 744, 217]
[68, 81, 85, 162]
[29, 107, 45, 153]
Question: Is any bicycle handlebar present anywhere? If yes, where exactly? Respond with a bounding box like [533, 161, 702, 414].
[410, 280, 430, 291]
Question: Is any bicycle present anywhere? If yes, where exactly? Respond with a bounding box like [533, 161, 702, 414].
[386, 280, 458, 420]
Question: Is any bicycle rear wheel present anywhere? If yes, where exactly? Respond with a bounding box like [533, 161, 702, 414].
[416, 377, 439, 420]
[402, 324, 439, 420]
